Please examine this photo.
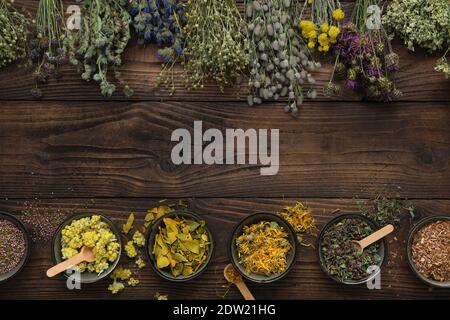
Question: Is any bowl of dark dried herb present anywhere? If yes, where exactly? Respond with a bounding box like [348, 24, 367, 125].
[407, 215, 450, 288]
[0, 211, 31, 284]
[230, 213, 298, 284]
[146, 210, 214, 282]
[318, 214, 387, 285]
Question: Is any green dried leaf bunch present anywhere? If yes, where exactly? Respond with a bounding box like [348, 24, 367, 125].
[383, 0, 450, 52]
[0, 0, 30, 69]
[246, 0, 319, 116]
[28, 0, 66, 99]
[179, 0, 249, 91]
[64, 0, 133, 98]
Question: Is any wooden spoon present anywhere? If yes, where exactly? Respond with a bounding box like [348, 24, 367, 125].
[351, 224, 394, 254]
[46, 246, 95, 278]
[224, 264, 255, 300]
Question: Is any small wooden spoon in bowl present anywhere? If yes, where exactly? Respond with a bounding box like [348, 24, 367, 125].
[46, 246, 95, 278]
[351, 224, 394, 254]
[224, 264, 255, 300]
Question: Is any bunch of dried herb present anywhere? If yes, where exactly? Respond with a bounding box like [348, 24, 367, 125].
[153, 216, 211, 277]
[359, 193, 415, 227]
[0, 0, 30, 69]
[236, 221, 292, 276]
[27, 0, 66, 99]
[383, 0, 450, 53]
[64, 0, 133, 98]
[126, 0, 186, 61]
[246, 0, 319, 116]
[166, 0, 248, 91]
[325, 0, 402, 101]
[276, 201, 317, 246]
[320, 218, 382, 281]
[412, 220, 450, 282]
[299, 0, 345, 53]
[435, 47, 450, 79]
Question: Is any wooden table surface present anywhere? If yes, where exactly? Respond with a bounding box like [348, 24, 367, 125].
[0, 0, 449, 300]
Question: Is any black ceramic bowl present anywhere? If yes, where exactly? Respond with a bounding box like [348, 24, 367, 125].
[0, 211, 31, 284]
[146, 210, 214, 282]
[406, 215, 450, 289]
[229, 212, 298, 284]
[317, 213, 387, 285]
[52, 213, 122, 284]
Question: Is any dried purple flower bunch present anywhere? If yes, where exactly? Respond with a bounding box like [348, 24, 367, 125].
[326, 0, 402, 101]
[126, 0, 186, 62]
[65, 0, 133, 98]
[246, 0, 320, 116]
[27, 0, 66, 99]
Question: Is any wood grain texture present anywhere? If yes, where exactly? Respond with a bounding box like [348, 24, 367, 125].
[0, 198, 449, 300]
[0, 1, 448, 101]
[0, 101, 450, 199]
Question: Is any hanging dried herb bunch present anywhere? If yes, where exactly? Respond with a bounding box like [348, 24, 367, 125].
[177, 0, 249, 91]
[65, 0, 133, 98]
[299, 0, 345, 53]
[0, 0, 30, 69]
[246, 0, 320, 116]
[126, 0, 186, 62]
[325, 0, 402, 101]
[27, 0, 66, 99]
[435, 47, 450, 79]
[383, 0, 450, 53]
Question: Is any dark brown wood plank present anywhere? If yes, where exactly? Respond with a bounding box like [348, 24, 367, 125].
[0, 101, 449, 199]
[0, 1, 448, 101]
[0, 197, 448, 300]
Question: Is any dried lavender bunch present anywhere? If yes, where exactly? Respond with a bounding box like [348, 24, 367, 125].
[65, 0, 133, 98]
[127, 0, 186, 62]
[180, 0, 249, 91]
[325, 0, 402, 101]
[246, 0, 319, 116]
[435, 47, 450, 79]
[27, 0, 66, 99]
[0, 0, 30, 69]
[383, 0, 450, 53]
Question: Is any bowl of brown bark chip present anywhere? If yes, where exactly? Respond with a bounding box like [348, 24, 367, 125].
[407, 215, 450, 288]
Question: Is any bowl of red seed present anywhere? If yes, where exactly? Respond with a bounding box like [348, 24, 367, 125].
[407, 215, 450, 288]
[0, 211, 31, 283]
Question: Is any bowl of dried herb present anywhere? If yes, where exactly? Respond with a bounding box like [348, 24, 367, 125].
[0, 211, 31, 284]
[51, 213, 122, 284]
[407, 215, 450, 288]
[230, 213, 298, 284]
[318, 214, 387, 285]
[146, 210, 214, 282]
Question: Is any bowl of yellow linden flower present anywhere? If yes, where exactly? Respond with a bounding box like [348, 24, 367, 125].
[52, 213, 122, 284]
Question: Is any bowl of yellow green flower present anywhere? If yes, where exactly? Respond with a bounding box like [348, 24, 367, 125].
[52, 213, 122, 284]
[146, 210, 214, 282]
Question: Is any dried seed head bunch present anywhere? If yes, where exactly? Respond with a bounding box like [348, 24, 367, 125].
[0, 0, 30, 69]
[179, 0, 248, 91]
[27, 0, 66, 99]
[299, 0, 344, 53]
[383, 0, 450, 53]
[325, 0, 402, 101]
[65, 0, 133, 98]
[435, 47, 450, 79]
[126, 0, 186, 61]
[246, 0, 320, 116]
